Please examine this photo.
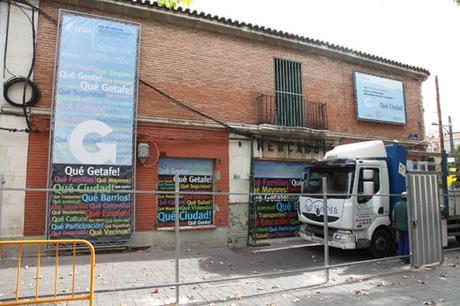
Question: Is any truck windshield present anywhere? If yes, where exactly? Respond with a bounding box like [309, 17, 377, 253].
[302, 169, 354, 199]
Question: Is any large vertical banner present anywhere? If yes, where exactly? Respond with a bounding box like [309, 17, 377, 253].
[47, 11, 139, 245]
[252, 161, 305, 239]
[157, 159, 214, 227]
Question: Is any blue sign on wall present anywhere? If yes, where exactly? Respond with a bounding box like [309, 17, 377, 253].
[53, 12, 139, 165]
[48, 11, 140, 245]
[354, 72, 406, 124]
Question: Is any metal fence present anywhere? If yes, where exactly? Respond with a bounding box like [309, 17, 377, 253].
[256, 94, 328, 129]
[0, 176, 449, 305]
[0, 239, 95, 306]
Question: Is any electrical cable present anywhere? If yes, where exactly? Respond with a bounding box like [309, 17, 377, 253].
[141, 141, 160, 168]
[3, 76, 40, 107]
[139, 79, 252, 138]
[1, 0, 40, 132]
[17, 0, 36, 132]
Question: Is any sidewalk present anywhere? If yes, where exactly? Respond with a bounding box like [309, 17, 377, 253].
[0, 244, 459, 305]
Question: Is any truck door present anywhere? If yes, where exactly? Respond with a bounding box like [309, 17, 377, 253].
[355, 167, 381, 228]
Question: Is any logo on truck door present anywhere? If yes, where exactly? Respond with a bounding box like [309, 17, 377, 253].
[302, 198, 341, 216]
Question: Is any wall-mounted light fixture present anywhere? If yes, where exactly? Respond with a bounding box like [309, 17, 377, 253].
[137, 143, 150, 164]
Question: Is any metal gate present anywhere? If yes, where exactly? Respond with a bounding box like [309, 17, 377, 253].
[407, 174, 443, 268]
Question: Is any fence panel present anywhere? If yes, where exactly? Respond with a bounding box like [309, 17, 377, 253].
[407, 174, 443, 268]
[0, 239, 95, 306]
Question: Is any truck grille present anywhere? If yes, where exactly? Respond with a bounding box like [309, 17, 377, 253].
[302, 213, 339, 223]
[303, 223, 336, 238]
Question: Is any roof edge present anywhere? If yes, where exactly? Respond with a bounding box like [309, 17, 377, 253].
[51, 0, 430, 80]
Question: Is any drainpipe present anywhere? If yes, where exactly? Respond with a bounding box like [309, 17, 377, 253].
[247, 136, 255, 246]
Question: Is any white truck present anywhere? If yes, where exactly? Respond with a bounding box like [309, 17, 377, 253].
[297, 140, 407, 257]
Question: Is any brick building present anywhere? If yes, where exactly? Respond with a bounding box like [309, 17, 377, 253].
[1, 0, 429, 248]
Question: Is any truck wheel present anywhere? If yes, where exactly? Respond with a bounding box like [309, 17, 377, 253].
[370, 227, 393, 258]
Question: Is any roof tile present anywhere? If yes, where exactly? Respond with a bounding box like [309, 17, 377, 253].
[117, 0, 429, 76]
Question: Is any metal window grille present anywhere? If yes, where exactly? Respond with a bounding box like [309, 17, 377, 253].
[274, 58, 304, 126]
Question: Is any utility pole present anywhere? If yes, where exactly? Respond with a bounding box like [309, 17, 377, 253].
[436, 76, 445, 153]
[448, 116, 455, 154]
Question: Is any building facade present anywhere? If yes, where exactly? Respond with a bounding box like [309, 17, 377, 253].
[1, 0, 429, 248]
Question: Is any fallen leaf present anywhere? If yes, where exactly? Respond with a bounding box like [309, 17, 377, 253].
[255, 287, 264, 292]
[151, 288, 160, 294]
[354, 289, 370, 296]
[439, 298, 445, 302]
[418, 280, 428, 285]
[293, 298, 301, 303]
[271, 284, 281, 289]
[423, 300, 436, 305]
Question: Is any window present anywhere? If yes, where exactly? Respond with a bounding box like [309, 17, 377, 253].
[357, 168, 380, 203]
[157, 158, 214, 228]
[274, 58, 303, 126]
[303, 168, 354, 199]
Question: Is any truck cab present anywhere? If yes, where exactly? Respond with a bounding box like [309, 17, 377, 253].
[298, 141, 406, 257]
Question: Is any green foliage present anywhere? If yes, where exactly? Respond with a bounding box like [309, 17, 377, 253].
[456, 144, 460, 153]
[157, 0, 191, 8]
[456, 0, 460, 5]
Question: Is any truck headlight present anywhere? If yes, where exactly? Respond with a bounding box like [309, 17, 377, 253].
[334, 232, 355, 242]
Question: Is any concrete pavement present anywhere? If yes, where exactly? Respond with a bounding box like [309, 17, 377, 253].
[0, 242, 459, 305]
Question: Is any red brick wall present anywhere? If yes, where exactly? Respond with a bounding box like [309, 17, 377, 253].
[135, 125, 229, 231]
[23, 118, 50, 236]
[24, 1, 426, 236]
[33, 1, 425, 142]
[23, 121, 229, 236]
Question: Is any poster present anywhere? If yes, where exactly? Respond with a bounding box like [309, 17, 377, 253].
[354, 71, 406, 124]
[252, 161, 305, 239]
[49, 165, 133, 241]
[157, 159, 213, 227]
[48, 11, 139, 244]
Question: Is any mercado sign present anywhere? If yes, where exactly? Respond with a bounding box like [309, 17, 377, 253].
[157, 158, 213, 227]
[354, 71, 406, 124]
[47, 11, 139, 245]
[252, 160, 305, 239]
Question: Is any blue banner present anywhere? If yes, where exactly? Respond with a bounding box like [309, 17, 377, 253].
[53, 12, 139, 165]
[48, 11, 139, 245]
[354, 72, 406, 124]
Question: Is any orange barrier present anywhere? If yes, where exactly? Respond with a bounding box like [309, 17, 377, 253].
[0, 240, 95, 306]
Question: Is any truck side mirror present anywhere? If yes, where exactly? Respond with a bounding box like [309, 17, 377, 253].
[363, 169, 374, 180]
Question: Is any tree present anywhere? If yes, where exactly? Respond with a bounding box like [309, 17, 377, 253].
[158, 0, 192, 8]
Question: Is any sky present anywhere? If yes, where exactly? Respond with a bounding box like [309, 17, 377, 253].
[191, 0, 460, 137]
